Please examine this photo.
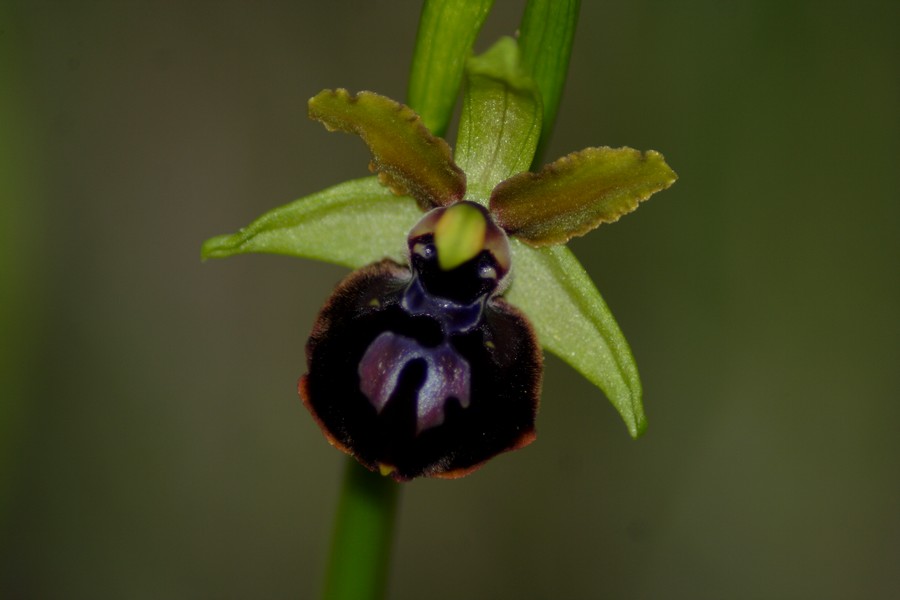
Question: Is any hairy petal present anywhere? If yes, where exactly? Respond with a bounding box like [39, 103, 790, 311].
[309, 89, 466, 210]
[491, 146, 677, 247]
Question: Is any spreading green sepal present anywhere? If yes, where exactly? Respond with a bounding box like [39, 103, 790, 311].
[201, 177, 422, 269]
[308, 89, 466, 211]
[518, 0, 580, 164]
[504, 240, 646, 438]
[408, 0, 495, 138]
[455, 37, 542, 202]
[491, 147, 677, 247]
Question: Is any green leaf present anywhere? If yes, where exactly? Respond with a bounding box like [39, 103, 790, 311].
[408, 0, 495, 137]
[201, 177, 422, 269]
[455, 37, 542, 202]
[518, 0, 580, 164]
[491, 147, 677, 247]
[504, 241, 646, 438]
[308, 89, 466, 211]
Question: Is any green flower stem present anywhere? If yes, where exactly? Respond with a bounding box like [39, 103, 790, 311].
[323, 458, 400, 600]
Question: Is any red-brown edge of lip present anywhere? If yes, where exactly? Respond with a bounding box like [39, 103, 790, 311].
[298, 374, 355, 458]
[434, 294, 543, 480]
[300, 372, 538, 482]
[430, 427, 538, 480]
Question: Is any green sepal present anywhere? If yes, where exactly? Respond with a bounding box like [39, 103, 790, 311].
[455, 37, 543, 203]
[504, 240, 646, 438]
[408, 0, 495, 137]
[201, 177, 422, 269]
[491, 147, 677, 247]
[518, 0, 580, 164]
[308, 89, 466, 211]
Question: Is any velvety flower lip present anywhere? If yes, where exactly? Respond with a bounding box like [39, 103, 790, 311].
[299, 202, 541, 481]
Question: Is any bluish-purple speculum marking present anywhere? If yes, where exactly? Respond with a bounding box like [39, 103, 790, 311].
[300, 201, 542, 481]
[359, 332, 471, 434]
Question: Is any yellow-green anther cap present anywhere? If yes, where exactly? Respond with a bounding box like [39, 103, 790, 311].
[434, 202, 487, 271]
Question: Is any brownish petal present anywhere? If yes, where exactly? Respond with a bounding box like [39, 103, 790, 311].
[308, 89, 466, 210]
[490, 146, 677, 246]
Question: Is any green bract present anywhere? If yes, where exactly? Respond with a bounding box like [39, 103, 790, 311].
[202, 26, 675, 440]
[408, 0, 495, 137]
[518, 0, 580, 164]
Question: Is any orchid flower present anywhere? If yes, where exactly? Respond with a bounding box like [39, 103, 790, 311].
[202, 33, 675, 481]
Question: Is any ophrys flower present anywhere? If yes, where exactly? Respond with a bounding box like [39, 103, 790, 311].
[202, 38, 676, 480]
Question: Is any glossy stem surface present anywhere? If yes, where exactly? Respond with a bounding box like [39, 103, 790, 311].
[323, 458, 400, 600]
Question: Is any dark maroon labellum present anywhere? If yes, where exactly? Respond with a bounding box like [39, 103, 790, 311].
[299, 202, 542, 480]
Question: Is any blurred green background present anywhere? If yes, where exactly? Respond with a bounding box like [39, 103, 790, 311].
[2, 1, 898, 598]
